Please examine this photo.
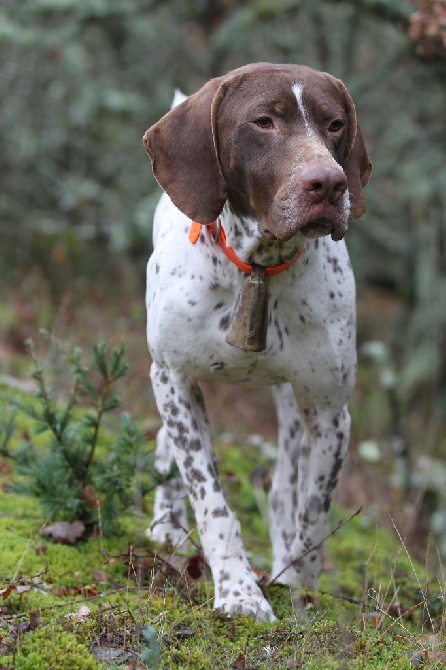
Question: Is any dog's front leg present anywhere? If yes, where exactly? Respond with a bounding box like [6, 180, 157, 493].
[150, 362, 275, 622]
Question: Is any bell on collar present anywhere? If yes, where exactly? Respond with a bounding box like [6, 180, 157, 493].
[226, 265, 268, 352]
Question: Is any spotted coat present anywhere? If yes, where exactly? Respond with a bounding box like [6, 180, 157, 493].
[143, 63, 372, 622]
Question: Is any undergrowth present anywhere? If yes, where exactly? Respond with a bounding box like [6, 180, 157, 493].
[0, 336, 174, 534]
[0, 339, 445, 668]
[1, 460, 444, 668]
[0, 495, 444, 668]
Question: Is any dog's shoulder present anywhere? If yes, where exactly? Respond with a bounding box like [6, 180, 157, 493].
[152, 193, 189, 248]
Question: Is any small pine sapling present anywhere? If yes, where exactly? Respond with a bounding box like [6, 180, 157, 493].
[4, 336, 169, 533]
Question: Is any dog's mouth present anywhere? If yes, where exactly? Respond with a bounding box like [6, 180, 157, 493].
[299, 218, 349, 241]
[264, 216, 348, 243]
[300, 218, 334, 239]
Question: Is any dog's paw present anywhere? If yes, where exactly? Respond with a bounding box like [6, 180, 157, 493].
[146, 521, 188, 550]
[215, 590, 275, 622]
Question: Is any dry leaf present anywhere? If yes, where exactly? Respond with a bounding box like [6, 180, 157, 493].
[15, 585, 32, 595]
[0, 585, 15, 600]
[64, 605, 91, 621]
[43, 520, 85, 544]
[51, 584, 98, 598]
[12, 611, 40, 639]
[91, 568, 109, 584]
[231, 653, 246, 670]
[186, 554, 206, 579]
[0, 583, 32, 601]
[33, 544, 47, 555]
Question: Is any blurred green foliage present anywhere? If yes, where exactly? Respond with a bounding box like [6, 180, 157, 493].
[0, 0, 445, 424]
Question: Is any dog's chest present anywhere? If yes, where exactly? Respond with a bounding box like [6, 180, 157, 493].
[146, 234, 355, 387]
[147, 273, 288, 385]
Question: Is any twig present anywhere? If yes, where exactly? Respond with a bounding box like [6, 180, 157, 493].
[269, 507, 362, 586]
[1, 587, 142, 621]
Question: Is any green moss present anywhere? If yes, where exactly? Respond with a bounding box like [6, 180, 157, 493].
[0, 489, 132, 587]
[324, 505, 425, 612]
[12, 626, 103, 670]
[1, 403, 444, 669]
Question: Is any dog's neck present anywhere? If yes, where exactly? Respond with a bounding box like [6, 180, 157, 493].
[219, 203, 306, 268]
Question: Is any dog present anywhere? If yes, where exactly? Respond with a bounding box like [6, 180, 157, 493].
[143, 63, 372, 621]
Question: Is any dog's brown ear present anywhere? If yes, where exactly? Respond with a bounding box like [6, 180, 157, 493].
[333, 78, 372, 221]
[344, 126, 372, 220]
[143, 79, 228, 225]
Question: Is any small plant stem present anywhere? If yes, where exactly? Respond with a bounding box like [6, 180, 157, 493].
[32, 349, 80, 477]
[81, 400, 104, 487]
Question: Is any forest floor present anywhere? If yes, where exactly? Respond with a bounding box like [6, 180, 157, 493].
[0, 263, 445, 669]
[0, 425, 444, 669]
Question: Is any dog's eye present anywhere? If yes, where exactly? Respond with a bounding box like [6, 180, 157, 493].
[328, 119, 344, 133]
[254, 116, 274, 130]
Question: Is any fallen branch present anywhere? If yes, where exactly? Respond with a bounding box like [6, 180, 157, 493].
[269, 507, 362, 586]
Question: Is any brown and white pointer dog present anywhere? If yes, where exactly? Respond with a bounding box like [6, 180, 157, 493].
[143, 63, 372, 621]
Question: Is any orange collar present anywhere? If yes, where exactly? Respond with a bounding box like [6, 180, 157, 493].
[188, 220, 304, 277]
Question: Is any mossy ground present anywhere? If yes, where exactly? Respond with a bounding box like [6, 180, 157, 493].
[0, 390, 444, 669]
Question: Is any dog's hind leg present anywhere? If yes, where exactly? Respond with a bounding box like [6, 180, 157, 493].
[288, 404, 351, 592]
[147, 423, 189, 548]
[269, 383, 310, 586]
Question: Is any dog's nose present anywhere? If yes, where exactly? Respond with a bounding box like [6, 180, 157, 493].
[301, 164, 347, 205]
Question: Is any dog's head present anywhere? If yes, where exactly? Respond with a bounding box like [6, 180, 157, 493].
[144, 63, 372, 242]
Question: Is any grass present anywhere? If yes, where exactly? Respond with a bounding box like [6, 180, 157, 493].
[0, 422, 444, 669]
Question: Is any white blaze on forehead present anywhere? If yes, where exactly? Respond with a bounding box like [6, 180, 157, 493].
[291, 83, 351, 223]
[291, 82, 345, 171]
[292, 83, 316, 138]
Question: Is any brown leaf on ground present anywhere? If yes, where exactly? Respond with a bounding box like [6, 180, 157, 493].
[91, 568, 109, 584]
[0, 585, 15, 600]
[0, 583, 31, 600]
[231, 653, 246, 670]
[51, 584, 98, 598]
[186, 554, 206, 579]
[42, 520, 85, 544]
[12, 611, 40, 640]
[122, 545, 211, 589]
[15, 585, 32, 595]
[64, 605, 91, 621]
[33, 544, 47, 554]
[123, 545, 155, 578]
